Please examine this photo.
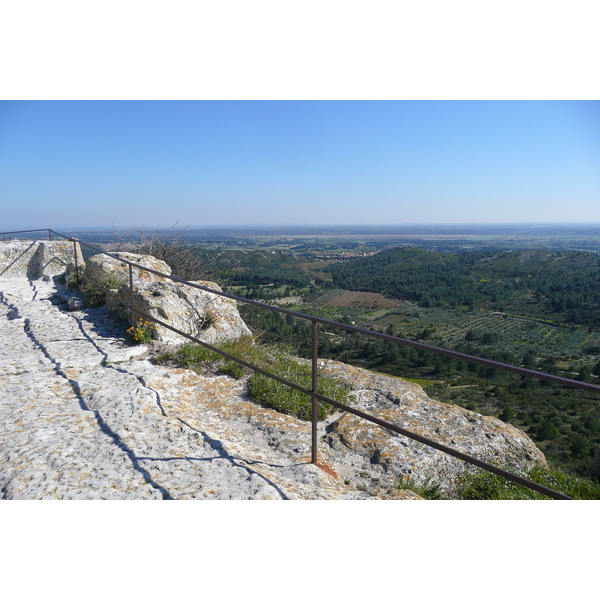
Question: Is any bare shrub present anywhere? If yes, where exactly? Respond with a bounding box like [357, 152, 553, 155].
[112, 224, 221, 284]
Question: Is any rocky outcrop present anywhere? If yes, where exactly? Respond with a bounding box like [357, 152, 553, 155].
[321, 361, 548, 495]
[1, 272, 552, 500]
[82, 252, 172, 287]
[106, 279, 252, 344]
[0, 240, 84, 279]
[0, 278, 393, 500]
[81, 252, 251, 345]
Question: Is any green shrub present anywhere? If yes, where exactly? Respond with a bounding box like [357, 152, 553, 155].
[457, 471, 524, 500]
[176, 343, 221, 366]
[218, 361, 245, 379]
[173, 339, 348, 421]
[81, 274, 126, 307]
[246, 346, 348, 421]
[458, 467, 600, 500]
[398, 466, 600, 500]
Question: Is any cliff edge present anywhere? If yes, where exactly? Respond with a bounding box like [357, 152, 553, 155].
[0, 242, 548, 500]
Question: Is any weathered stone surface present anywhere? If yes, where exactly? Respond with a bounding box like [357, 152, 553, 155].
[0, 240, 84, 279]
[82, 251, 251, 345]
[0, 276, 550, 501]
[320, 360, 548, 495]
[82, 252, 172, 288]
[66, 296, 86, 311]
[0, 278, 372, 499]
[106, 279, 252, 345]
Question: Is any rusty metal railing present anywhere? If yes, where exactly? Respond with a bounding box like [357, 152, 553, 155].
[4, 229, 600, 499]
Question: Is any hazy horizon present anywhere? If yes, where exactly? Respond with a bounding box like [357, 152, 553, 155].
[7, 222, 600, 232]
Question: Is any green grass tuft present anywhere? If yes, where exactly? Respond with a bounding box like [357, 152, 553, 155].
[246, 346, 348, 420]
[398, 466, 600, 500]
[173, 338, 348, 421]
[218, 361, 245, 379]
[176, 343, 222, 366]
[81, 274, 126, 307]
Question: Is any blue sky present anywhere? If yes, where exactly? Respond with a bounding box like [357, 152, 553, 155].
[1, 100, 599, 230]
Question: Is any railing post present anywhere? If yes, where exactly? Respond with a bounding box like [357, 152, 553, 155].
[48, 229, 53, 241]
[311, 320, 319, 465]
[128, 264, 135, 326]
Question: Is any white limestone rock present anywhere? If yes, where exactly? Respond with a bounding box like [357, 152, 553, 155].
[107, 279, 252, 344]
[0, 240, 84, 279]
[1, 277, 553, 500]
[83, 251, 251, 345]
[321, 360, 549, 496]
[82, 252, 172, 288]
[0, 279, 371, 499]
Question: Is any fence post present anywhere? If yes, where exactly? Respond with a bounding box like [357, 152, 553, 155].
[311, 320, 319, 465]
[128, 264, 135, 326]
[48, 229, 53, 241]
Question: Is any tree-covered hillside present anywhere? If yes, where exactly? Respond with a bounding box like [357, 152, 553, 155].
[193, 248, 317, 288]
[330, 247, 600, 328]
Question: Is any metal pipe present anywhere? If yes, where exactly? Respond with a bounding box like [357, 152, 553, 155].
[40, 229, 600, 395]
[0, 229, 51, 236]
[129, 306, 573, 499]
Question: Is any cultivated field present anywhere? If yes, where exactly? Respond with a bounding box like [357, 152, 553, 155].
[312, 289, 403, 310]
[377, 306, 600, 364]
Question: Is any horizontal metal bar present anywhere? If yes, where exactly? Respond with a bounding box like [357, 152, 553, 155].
[0, 229, 51, 236]
[40, 228, 600, 396]
[0, 228, 583, 498]
[132, 307, 572, 499]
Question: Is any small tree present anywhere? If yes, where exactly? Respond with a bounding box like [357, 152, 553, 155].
[537, 419, 560, 441]
[577, 366, 592, 382]
[570, 434, 591, 457]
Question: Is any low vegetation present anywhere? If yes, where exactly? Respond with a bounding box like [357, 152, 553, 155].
[81, 273, 126, 307]
[398, 466, 600, 500]
[245, 345, 348, 420]
[127, 319, 156, 344]
[73, 227, 600, 490]
[158, 337, 349, 421]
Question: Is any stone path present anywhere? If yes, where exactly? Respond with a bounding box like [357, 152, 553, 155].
[1, 277, 396, 500]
